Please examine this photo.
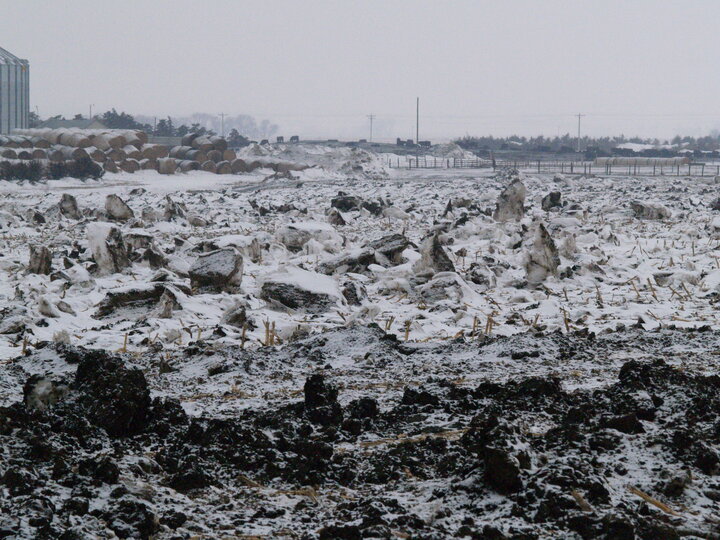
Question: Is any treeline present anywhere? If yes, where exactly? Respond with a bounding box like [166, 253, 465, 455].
[455, 132, 720, 154]
[0, 158, 104, 182]
[32, 109, 280, 148]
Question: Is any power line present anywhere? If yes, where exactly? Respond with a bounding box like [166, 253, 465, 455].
[244, 111, 720, 120]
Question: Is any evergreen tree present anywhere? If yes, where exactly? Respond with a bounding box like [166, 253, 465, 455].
[101, 109, 144, 130]
[227, 128, 250, 148]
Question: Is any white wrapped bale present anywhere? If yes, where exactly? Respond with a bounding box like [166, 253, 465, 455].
[158, 158, 177, 175]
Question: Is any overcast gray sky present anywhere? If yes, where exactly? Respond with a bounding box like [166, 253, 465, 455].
[3, 0, 719, 140]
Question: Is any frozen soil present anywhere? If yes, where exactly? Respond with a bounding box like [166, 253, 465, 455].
[1, 325, 719, 539]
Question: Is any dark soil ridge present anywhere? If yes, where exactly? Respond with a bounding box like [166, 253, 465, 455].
[0, 327, 719, 539]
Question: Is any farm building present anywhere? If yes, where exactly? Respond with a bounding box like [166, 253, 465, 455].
[39, 117, 107, 130]
[0, 46, 30, 134]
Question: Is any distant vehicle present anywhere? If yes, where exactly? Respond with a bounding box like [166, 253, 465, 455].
[396, 138, 405, 146]
[260, 139, 269, 145]
[276, 136, 284, 143]
[359, 138, 367, 143]
[290, 135, 299, 143]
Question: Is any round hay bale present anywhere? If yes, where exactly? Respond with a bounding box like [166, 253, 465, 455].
[86, 146, 106, 162]
[178, 160, 200, 172]
[57, 132, 74, 146]
[209, 136, 228, 152]
[247, 160, 262, 172]
[46, 148, 64, 161]
[124, 133, 143, 149]
[154, 145, 170, 159]
[105, 148, 126, 161]
[68, 133, 92, 148]
[17, 150, 32, 160]
[200, 160, 217, 173]
[122, 145, 142, 160]
[120, 159, 140, 173]
[103, 160, 119, 173]
[107, 133, 126, 148]
[0, 148, 17, 159]
[141, 144, 168, 160]
[223, 149, 237, 162]
[215, 160, 232, 175]
[181, 132, 200, 146]
[169, 145, 193, 159]
[57, 147, 89, 160]
[92, 134, 112, 150]
[44, 130, 62, 145]
[14, 136, 33, 148]
[29, 136, 51, 149]
[191, 136, 213, 152]
[207, 149, 223, 163]
[231, 158, 248, 174]
[185, 149, 207, 163]
[140, 158, 159, 171]
[31, 149, 47, 160]
[158, 158, 177, 175]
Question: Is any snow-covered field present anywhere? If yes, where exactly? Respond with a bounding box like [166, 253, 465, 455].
[2, 146, 720, 538]
[1, 149, 720, 362]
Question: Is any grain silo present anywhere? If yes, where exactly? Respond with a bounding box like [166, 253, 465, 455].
[0, 46, 30, 134]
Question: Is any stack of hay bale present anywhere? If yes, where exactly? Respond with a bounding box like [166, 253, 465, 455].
[10, 128, 167, 174]
[4, 128, 309, 176]
[169, 132, 237, 174]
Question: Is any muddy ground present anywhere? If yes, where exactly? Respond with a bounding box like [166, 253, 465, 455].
[1, 326, 719, 539]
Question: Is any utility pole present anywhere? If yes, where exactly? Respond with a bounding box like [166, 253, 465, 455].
[416, 97, 420, 144]
[366, 114, 375, 142]
[89, 104, 93, 119]
[576, 113, 585, 152]
[219, 113, 226, 137]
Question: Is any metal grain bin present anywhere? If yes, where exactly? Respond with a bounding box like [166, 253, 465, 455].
[0, 46, 30, 134]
